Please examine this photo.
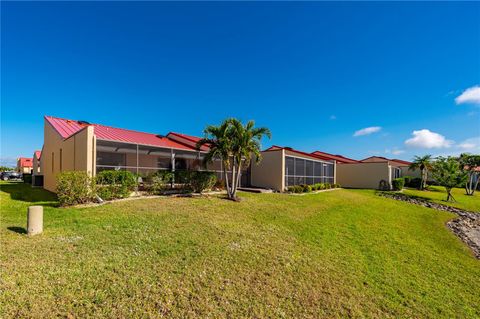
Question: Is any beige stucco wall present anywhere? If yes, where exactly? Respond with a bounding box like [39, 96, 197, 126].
[251, 149, 285, 191]
[42, 120, 96, 192]
[400, 166, 421, 178]
[337, 162, 391, 189]
[32, 156, 41, 175]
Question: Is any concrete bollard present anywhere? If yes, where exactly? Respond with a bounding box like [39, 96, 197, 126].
[27, 206, 43, 236]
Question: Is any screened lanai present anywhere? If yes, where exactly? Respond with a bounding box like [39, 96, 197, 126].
[285, 155, 334, 187]
[95, 139, 225, 181]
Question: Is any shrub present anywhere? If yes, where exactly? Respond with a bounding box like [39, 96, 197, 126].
[302, 184, 312, 192]
[392, 178, 405, 191]
[324, 183, 331, 189]
[56, 171, 96, 206]
[294, 185, 303, 193]
[408, 177, 422, 189]
[403, 176, 412, 187]
[190, 171, 217, 193]
[147, 175, 169, 195]
[286, 186, 296, 193]
[174, 170, 192, 190]
[23, 174, 32, 184]
[333, 183, 341, 188]
[96, 170, 136, 200]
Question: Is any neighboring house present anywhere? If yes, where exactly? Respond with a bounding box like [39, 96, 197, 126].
[16, 157, 33, 174]
[41, 116, 231, 192]
[311, 153, 417, 189]
[32, 150, 43, 186]
[311, 151, 359, 164]
[251, 146, 336, 191]
[334, 156, 413, 189]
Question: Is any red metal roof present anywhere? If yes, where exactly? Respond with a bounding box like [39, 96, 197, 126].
[311, 151, 359, 164]
[264, 145, 334, 162]
[18, 157, 33, 167]
[45, 116, 197, 151]
[167, 132, 210, 151]
[391, 158, 412, 165]
[34, 151, 41, 160]
[360, 156, 411, 166]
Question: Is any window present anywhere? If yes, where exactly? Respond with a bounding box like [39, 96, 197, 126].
[51, 152, 54, 173]
[59, 149, 63, 172]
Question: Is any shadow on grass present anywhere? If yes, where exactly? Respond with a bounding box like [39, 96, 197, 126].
[7, 226, 27, 234]
[0, 182, 58, 207]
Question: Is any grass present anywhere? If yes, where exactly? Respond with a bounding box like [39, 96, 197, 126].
[1, 182, 479, 318]
[401, 186, 480, 212]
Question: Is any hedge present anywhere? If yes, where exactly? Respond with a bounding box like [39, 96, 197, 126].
[96, 170, 136, 200]
[56, 171, 96, 206]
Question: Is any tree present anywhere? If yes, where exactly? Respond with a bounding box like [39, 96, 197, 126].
[431, 157, 467, 202]
[196, 118, 270, 200]
[458, 153, 480, 195]
[229, 119, 271, 199]
[409, 155, 432, 190]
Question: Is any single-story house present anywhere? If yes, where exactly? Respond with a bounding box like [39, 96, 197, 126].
[41, 116, 229, 193]
[309, 153, 417, 190]
[335, 156, 413, 189]
[40, 116, 336, 193]
[251, 146, 336, 191]
[16, 157, 33, 174]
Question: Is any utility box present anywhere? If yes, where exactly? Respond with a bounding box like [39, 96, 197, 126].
[27, 206, 43, 236]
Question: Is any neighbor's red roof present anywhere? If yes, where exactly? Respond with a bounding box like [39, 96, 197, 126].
[18, 157, 33, 167]
[34, 150, 41, 160]
[167, 131, 209, 151]
[360, 156, 411, 166]
[311, 151, 359, 164]
[264, 145, 335, 162]
[45, 116, 196, 151]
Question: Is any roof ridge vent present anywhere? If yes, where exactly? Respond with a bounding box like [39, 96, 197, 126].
[78, 120, 90, 125]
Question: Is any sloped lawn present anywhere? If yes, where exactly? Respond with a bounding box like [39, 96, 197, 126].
[1, 182, 479, 318]
[402, 186, 480, 212]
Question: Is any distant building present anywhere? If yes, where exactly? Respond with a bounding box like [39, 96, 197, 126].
[16, 157, 33, 174]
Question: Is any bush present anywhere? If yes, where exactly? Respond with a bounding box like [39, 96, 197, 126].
[333, 183, 341, 188]
[56, 171, 96, 206]
[286, 186, 296, 193]
[392, 178, 405, 191]
[174, 170, 191, 187]
[146, 175, 169, 195]
[324, 183, 331, 189]
[96, 170, 136, 200]
[190, 171, 217, 193]
[302, 184, 312, 192]
[294, 185, 303, 193]
[403, 176, 412, 187]
[408, 177, 422, 189]
[23, 174, 32, 184]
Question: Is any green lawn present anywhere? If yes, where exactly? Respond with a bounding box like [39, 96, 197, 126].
[1, 182, 479, 318]
[402, 186, 480, 212]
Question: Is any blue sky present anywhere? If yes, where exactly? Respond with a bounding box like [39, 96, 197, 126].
[2, 2, 479, 166]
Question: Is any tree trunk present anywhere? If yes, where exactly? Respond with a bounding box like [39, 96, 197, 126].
[230, 158, 236, 199]
[466, 173, 474, 195]
[223, 161, 230, 197]
[233, 159, 242, 198]
[472, 172, 480, 196]
[446, 188, 456, 202]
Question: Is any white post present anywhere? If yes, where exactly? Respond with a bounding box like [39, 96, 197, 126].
[27, 206, 43, 236]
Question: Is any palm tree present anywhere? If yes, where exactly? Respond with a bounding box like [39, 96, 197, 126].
[229, 119, 271, 199]
[409, 155, 432, 190]
[196, 120, 233, 196]
[196, 118, 271, 200]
